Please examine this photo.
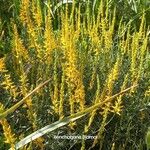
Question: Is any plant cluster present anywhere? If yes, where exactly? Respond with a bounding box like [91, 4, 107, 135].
[0, 0, 150, 149]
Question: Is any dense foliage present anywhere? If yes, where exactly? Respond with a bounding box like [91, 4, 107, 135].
[0, 0, 150, 149]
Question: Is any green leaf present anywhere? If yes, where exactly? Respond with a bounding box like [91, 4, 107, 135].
[146, 127, 150, 150]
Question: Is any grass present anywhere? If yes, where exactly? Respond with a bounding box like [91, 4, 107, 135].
[0, 0, 150, 149]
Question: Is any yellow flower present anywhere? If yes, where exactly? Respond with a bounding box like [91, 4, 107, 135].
[0, 58, 6, 72]
[0, 103, 16, 149]
[111, 99, 123, 115]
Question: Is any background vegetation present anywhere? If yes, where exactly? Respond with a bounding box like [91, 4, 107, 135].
[0, 0, 150, 149]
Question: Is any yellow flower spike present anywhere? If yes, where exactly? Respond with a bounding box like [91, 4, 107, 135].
[52, 51, 59, 114]
[61, 12, 85, 114]
[106, 57, 121, 96]
[0, 58, 6, 72]
[31, 0, 43, 28]
[111, 99, 123, 115]
[111, 142, 116, 150]
[111, 74, 128, 115]
[1, 74, 19, 100]
[139, 13, 146, 39]
[19, 69, 45, 149]
[145, 87, 150, 97]
[136, 34, 148, 83]
[19, 0, 30, 26]
[44, 9, 56, 64]
[59, 68, 65, 120]
[0, 103, 16, 149]
[84, 75, 100, 134]
[92, 108, 109, 148]
[68, 121, 77, 130]
[130, 32, 139, 82]
[12, 24, 29, 68]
